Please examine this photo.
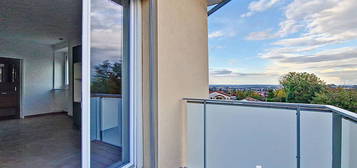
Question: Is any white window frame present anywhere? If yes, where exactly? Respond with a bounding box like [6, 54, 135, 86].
[81, 0, 143, 167]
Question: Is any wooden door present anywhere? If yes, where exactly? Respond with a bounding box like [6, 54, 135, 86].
[0, 57, 20, 119]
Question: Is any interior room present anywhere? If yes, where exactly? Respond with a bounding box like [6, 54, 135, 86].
[0, 0, 83, 167]
[0, 1, 128, 168]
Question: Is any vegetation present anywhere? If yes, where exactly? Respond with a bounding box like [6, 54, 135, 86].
[280, 72, 326, 103]
[279, 72, 357, 112]
[91, 60, 122, 94]
[229, 72, 357, 113]
[267, 89, 287, 102]
[235, 90, 264, 101]
[312, 88, 357, 112]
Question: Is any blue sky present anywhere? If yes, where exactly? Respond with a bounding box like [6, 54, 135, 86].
[208, 0, 357, 85]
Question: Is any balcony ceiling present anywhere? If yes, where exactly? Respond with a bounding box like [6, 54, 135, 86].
[208, 0, 225, 6]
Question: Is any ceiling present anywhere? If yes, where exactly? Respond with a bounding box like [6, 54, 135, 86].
[0, 0, 221, 45]
[0, 0, 82, 45]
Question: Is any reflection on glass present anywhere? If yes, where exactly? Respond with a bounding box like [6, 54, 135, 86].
[206, 104, 296, 168]
[0, 64, 4, 83]
[300, 111, 332, 168]
[90, 0, 130, 167]
[342, 118, 357, 168]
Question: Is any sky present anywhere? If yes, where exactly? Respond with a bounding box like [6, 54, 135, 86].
[208, 0, 357, 85]
[91, 0, 124, 74]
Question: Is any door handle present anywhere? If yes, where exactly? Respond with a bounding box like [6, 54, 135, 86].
[1, 92, 7, 95]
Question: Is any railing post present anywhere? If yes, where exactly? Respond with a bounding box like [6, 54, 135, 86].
[296, 106, 301, 168]
[99, 97, 103, 141]
[203, 100, 207, 168]
[332, 114, 342, 168]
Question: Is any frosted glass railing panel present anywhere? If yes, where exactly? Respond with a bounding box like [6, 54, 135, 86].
[300, 111, 332, 168]
[187, 103, 204, 168]
[342, 119, 357, 168]
[90, 97, 122, 147]
[206, 104, 296, 168]
[101, 97, 122, 147]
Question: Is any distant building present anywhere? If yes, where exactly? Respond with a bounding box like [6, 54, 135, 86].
[209, 91, 231, 100]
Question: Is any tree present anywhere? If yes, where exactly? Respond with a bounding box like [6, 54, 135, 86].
[312, 88, 357, 112]
[91, 60, 122, 94]
[235, 90, 264, 101]
[280, 72, 326, 103]
[271, 89, 287, 102]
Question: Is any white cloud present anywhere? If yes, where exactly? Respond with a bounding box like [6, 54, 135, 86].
[246, 29, 277, 40]
[254, 0, 357, 84]
[210, 68, 280, 84]
[208, 30, 237, 39]
[214, 0, 357, 84]
[209, 31, 224, 38]
[241, 0, 283, 18]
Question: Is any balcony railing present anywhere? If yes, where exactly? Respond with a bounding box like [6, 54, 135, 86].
[91, 94, 122, 147]
[184, 98, 357, 168]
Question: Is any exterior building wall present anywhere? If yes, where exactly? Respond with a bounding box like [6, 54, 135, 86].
[156, 0, 209, 167]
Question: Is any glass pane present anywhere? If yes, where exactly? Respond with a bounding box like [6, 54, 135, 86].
[186, 103, 204, 168]
[342, 119, 357, 168]
[0, 64, 4, 83]
[54, 52, 66, 89]
[300, 111, 332, 168]
[90, 0, 130, 167]
[206, 104, 296, 168]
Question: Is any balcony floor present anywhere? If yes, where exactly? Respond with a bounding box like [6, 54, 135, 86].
[0, 113, 121, 168]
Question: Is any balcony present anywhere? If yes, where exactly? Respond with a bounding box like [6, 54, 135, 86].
[185, 98, 357, 168]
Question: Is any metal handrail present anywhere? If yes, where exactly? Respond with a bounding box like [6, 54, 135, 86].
[183, 98, 357, 122]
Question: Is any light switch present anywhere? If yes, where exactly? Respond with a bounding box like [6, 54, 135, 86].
[256, 165, 263, 168]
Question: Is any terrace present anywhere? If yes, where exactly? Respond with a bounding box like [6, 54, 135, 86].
[185, 98, 357, 168]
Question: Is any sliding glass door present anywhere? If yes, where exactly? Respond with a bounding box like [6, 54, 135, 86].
[87, 0, 130, 167]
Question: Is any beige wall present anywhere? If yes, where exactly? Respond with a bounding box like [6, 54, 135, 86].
[156, 0, 209, 167]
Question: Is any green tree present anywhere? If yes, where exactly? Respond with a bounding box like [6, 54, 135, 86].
[280, 72, 326, 103]
[235, 90, 264, 101]
[312, 88, 357, 112]
[268, 89, 287, 102]
[91, 60, 122, 94]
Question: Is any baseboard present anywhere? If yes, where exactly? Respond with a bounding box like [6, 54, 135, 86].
[24, 111, 69, 118]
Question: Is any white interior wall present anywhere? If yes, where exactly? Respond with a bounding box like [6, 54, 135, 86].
[54, 52, 65, 89]
[0, 38, 69, 116]
[53, 40, 81, 116]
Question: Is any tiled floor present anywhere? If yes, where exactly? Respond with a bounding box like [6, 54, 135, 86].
[0, 114, 121, 168]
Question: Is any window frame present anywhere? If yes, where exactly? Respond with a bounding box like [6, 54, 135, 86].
[81, 0, 143, 167]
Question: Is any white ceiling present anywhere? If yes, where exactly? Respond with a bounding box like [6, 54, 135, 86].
[0, 0, 82, 45]
[208, 0, 225, 6]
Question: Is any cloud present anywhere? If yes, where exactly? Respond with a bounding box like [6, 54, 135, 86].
[321, 70, 357, 84]
[241, 0, 283, 18]
[279, 47, 357, 64]
[91, 0, 124, 68]
[208, 30, 237, 39]
[210, 69, 280, 84]
[210, 69, 233, 76]
[208, 31, 224, 38]
[247, 0, 357, 42]
[212, 0, 357, 85]
[255, 0, 357, 84]
[246, 29, 277, 40]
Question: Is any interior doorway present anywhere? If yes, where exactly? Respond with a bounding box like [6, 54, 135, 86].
[0, 57, 20, 120]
